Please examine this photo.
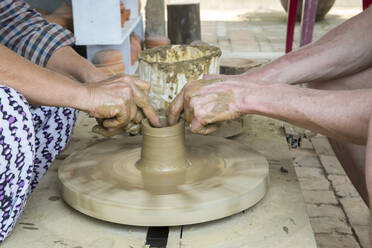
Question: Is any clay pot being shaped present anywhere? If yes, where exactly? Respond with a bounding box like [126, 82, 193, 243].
[280, 0, 336, 21]
[137, 120, 187, 193]
[145, 36, 171, 49]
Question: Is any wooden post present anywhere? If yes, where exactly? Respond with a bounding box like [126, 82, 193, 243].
[145, 0, 166, 37]
[167, 3, 201, 44]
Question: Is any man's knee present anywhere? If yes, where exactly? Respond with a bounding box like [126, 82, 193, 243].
[308, 67, 372, 91]
[365, 115, 372, 206]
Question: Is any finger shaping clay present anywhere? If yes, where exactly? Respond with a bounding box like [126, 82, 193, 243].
[58, 121, 269, 226]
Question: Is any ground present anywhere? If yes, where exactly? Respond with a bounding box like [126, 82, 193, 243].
[195, 0, 369, 247]
[286, 127, 369, 248]
[199, 0, 361, 56]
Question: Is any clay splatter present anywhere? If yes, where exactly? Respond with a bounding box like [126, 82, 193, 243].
[48, 196, 61, 201]
[19, 222, 35, 226]
[22, 226, 39, 230]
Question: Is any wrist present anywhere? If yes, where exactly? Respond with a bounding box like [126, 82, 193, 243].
[241, 56, 302, 85]
[79, 66, 108, 83]
[254, 61, 294, 84]
[70, 83, 92, 112]
[239, 82, 286, 116]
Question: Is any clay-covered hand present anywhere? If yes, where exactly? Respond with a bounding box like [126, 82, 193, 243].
[168, 78, 263, 135]
[92, 110, 144, 137]
[84, 74, 160, 134]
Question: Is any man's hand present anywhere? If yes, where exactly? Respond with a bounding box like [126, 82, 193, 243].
[83, 74, 160, 132]
[168, 79, 264, 135]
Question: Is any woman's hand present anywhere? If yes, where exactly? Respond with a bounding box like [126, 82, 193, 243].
[81, 74, 160, 131]
[168, 78, 267, 135]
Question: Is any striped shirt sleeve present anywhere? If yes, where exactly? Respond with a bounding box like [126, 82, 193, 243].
[0, 0, 75, 67]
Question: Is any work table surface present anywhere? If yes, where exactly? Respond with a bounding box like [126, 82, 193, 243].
[4, 114, 316, 248]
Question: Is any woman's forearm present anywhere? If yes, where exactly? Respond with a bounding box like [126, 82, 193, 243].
[250, 7, 372, 85]
[46, 46, 107, 83]
[0, 44, 89, 111]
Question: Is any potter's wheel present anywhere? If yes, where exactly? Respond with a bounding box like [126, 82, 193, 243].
[58, 122, 269, 226]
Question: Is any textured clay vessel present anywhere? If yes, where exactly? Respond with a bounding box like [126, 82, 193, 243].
[139, 44, 221, 114]
[58, 121, 269, 226]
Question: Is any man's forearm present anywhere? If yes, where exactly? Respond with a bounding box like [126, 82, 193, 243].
[250, 7, 372, 85]
[246, 83, 372, 145]
[0, 44, 89, 111]
[46, 46, 107, 83]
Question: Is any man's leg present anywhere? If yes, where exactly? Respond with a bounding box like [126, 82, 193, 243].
[307, 67, 372, 205]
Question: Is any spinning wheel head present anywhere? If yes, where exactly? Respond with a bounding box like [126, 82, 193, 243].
[58, 121, 269, 226]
